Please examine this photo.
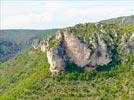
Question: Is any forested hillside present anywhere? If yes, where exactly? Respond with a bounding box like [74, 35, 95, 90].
[0, 29, 57, 63]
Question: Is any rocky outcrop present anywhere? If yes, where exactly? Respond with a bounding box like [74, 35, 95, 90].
[47, 46, 65, 74]
[63, 32, 92, 67]
[63, 31, 112, 68]
[41, 30, 113, 74]
[121, 33, 134, 53]
[32, 39, 40, 49]
[42, 33, 67, 74]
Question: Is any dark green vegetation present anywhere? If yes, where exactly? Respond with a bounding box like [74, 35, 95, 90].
[0, 16, 134, 99]
[0, 29, 57, 63]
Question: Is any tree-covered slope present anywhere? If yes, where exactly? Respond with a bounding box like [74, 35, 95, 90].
[0, 47, 134, 100]
[0, 48, 50, 99]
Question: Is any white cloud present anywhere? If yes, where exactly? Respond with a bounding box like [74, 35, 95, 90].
[1, 1, 134, 29]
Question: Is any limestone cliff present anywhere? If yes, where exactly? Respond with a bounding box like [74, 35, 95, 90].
[40, 23, 134, 74]
[41, 30, 112, 74]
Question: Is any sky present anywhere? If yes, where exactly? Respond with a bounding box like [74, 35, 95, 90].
[0, 0, 134, 29]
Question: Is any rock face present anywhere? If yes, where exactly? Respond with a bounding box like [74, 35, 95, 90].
[46, 39, 67, 74]
[47, 47, 65, 74]
[63, 32, 112, 68]
[41, 30, 113, 74]
[63, 32, 92, 67]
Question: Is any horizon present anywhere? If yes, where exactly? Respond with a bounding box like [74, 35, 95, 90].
[0, 0, 134, 29]
[0, 15, 133, 30]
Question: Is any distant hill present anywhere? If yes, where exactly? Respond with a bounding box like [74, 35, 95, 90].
[100, 15, 134, 24]
[0, 29, 57, 62]
[0, 29, 57, 47]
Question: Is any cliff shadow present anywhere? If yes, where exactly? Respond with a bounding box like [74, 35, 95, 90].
[65, 63, 84, 73]
[54, 54, 120, 81]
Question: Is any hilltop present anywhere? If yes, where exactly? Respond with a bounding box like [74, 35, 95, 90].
[100, 15, 134, 24]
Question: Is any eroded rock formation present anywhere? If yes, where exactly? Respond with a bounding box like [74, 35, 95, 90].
[41, 30, 114, 74]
